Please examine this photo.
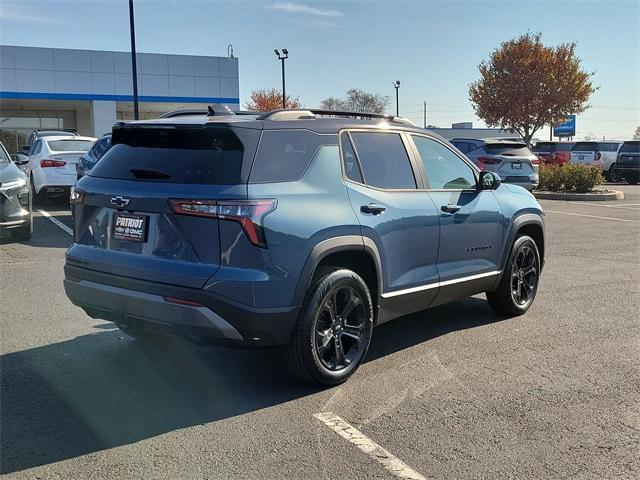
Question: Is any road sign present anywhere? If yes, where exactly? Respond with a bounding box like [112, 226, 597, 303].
[553, 115, 576, 137]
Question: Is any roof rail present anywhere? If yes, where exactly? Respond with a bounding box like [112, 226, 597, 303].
[159, 107, 259, 119]
[159, 109, 207, 118]
[256, 109, 415, 125]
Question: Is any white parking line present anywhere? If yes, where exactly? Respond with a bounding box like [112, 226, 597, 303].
[314, 412, 426, 480]
[37, 209, 73, 235]
[545, 210, 637, 223]
[566, 201, 640, 211]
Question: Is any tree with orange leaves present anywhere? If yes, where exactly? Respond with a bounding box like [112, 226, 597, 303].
[469, 33, 596, 144]
[244, 88, 301, 112]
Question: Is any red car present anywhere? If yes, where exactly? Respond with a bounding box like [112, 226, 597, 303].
[532, 141, 574, 165]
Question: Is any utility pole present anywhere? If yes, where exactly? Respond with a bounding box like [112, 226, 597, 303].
[423, 101, 427, 128]
[393, 81, 400, 116]
[274, 49, 289, 108]
[128, 0, 139, 120]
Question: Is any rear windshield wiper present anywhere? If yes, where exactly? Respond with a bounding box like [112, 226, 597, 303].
[129, 168, 171, 179]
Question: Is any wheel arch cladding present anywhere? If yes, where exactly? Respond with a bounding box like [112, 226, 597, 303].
[292, 236, 382, 313]
[501, 213, 545, 272]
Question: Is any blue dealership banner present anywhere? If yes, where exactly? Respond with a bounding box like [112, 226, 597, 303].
[553, 115, 576, 137]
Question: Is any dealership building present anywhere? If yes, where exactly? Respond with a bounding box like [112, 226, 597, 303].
[0, 45, 240, 153]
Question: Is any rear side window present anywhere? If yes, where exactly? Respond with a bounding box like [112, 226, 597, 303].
[573, 142, 597, 152]
[91, 126, 256, 184]
[532, 142, 553, 152]
[484, 143, 533, 156]
[341, 134, 363, 183]
[451, 141, 475, 154]
[619, 142, 640, 153]
[555, 142, 574, 151]
[598, 143, 620, 152]
[250, 130, 336, 183]
[350, 132, 416, 189]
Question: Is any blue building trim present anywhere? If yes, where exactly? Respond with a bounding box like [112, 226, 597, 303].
[0, 91, 240, 104]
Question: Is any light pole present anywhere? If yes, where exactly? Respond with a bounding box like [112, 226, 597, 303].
[128, 0, 139, 120]
[393, 80, 400, 117]
[274, 49, 288, 108]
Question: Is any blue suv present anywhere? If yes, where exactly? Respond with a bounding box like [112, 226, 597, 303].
[64, 107, 545, 386]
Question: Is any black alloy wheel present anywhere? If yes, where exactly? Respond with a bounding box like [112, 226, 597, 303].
[315, 285, 367, 371]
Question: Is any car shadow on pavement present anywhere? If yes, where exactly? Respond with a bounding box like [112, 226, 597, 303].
[1, 296, 499, 474]
[366, 296, 500, 362]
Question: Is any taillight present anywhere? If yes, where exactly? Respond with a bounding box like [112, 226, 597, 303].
[169, 199, 277, 248]
[532, 157, 540, 165]
[477, 156, 501, 165]
[40, 159, 66, 168]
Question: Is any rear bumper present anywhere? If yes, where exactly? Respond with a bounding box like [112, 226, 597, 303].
[63, 264, 300, 346]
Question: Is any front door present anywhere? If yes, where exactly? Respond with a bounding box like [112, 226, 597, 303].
[341, 130, 440, 322]
[408, 134, 504, 306]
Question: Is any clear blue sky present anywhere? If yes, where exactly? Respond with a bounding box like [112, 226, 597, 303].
[1, 0, 638, 139]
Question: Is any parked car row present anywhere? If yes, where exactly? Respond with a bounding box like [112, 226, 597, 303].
[12, 129, 97, 201]
[450, 138, 539, 191]
[531, 140, 639, 184]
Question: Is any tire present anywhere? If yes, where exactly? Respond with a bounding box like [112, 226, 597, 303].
[30, 174, 43, 205]
[626, 175, 639, 185]
[11, 217, 32, 241]
[605, 164, 619, 182]
[486, 235, 541, 316]
[282, 268, 374, 386]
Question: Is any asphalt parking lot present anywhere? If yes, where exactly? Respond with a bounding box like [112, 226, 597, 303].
[1, 185, 639, 480]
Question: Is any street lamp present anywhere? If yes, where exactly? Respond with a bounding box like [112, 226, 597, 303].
[274, 49, 289, 109]
[393, 80, 400, 117]
[128, 0, 139, 120]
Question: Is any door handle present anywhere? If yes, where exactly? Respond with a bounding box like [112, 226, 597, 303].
[361, 203, 386, 215]
[441, 204, 461, 214]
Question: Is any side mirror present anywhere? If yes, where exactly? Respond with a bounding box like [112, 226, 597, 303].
[13, 153, 29, 165]
[478, 171, 501, 190]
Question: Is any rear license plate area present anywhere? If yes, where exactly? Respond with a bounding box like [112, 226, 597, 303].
[512, 162, 522, 169]
[113, 213, 148, 242]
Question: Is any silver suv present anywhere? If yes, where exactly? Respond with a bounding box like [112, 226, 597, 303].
[450, 138, 539, 191]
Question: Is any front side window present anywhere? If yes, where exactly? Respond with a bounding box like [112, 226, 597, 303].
[411, 136, 477, 190]
[350, 132, 416, 189]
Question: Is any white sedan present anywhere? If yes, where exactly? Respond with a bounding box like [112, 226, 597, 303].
[26, 135, 96, 198]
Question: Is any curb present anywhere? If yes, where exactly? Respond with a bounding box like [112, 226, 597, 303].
[533, 190, 624, 201]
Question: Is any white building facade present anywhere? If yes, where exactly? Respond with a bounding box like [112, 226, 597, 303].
[0, 45, 239, 152]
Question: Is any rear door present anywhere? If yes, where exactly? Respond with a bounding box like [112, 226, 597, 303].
[341, 130, 441, 321]
[407, 134, 504, 306]
[68, 124, 259, 289]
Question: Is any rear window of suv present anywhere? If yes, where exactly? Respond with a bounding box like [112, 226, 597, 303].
[484, 143, 533, 156]
[90, 126, 258, 184]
